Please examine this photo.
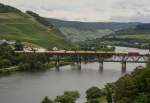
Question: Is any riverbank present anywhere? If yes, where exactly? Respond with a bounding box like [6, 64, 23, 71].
[0, 62, 146, 103]
[0, 62, 73, 76]
[0, 66, 19, 75]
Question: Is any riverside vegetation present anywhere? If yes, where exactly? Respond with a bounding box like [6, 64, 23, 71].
[0, 43, 53, 74]
[41, 61, 150, 103]
[0, 3, 76, 74]
[0, 41, 114, 75]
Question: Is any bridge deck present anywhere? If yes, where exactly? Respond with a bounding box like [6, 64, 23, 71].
[15, 51, 150, 64]
[15, 51, 149, 56]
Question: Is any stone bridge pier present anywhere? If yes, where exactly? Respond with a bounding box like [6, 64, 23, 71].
[99, 61, 104, 72]
[98, 56, 104, 72]
[121, 62, 127, 73]
[55, 55, 60, 70]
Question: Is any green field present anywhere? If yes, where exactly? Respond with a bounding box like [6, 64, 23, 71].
[116, 34, 150, 40]
[0, 13, 74, 49]
[111, 29, 150, 42]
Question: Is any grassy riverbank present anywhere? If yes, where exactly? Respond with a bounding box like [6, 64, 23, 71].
[0, 66, 19, 75]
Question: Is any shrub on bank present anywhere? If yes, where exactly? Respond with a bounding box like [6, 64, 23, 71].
[86, 86, 103, 100]
[114, 67, 150, 103]
[0, 59, 12, 69]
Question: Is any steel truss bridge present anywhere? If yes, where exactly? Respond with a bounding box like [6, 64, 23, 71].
[15, 51, 150, 72]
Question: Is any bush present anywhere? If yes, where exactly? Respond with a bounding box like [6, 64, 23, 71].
[117, 97, 132, 103]
[41, 96, 53, 103]
[0, 59, 12, 69]
[0, 3, 21, 13]
[88, 99, 100, 103]
[86, 86, 102, 100]
[55, 91, 80, 103]
[64, 91, 80, 101]
[133, 93, 149, 103]
[18, 63, 30, 71]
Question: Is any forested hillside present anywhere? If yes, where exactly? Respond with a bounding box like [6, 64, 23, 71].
[46, 18, 138, 42]
[109, 23, 150, 41]
[99, 23, 150, 48]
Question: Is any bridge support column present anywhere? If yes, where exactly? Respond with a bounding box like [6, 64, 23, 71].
[77, 63, 81, 70]
[121, 62, 126, 73]
[55, 55, 60, 70]
[99, 61, 104, 72]
[76, 55, 81, 70]
[84, 56, 88, 64]
[98, 55, 103, 72]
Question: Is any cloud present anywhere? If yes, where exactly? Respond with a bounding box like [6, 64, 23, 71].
[1, 0, 150, 22]
[111, 0, 150, 22]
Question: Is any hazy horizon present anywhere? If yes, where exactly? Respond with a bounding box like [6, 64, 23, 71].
[1, 0, 150, 23]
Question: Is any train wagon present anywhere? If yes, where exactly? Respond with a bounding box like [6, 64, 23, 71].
[128, 52, 140, 55]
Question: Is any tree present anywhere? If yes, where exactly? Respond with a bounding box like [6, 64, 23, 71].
[88, 99, 99, 103]
[14, 40, 24, 51]
[114, 74, 138, 103]
[146, 54, 150, 67]
[41, 96, 53, 103]
[0, 43, 14, 69]
[0, 3, 21, 13]
[55, 94, 74, 103]
[133, 93, 149, 103]
[113, 66, 150, 103]
[117, 97, 132, 103]
[105, 85, 113, 103]
[0, 59, 12, 68]
[64, 91, 80, 101]
[86, 86, 102, 100]
[55, 91, 80, 103]
[26, 11, 53, 28]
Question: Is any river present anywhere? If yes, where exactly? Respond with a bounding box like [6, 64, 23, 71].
[0, 47, 149, 103]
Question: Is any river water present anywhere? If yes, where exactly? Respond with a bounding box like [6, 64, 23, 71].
[0, 47, 149, 103]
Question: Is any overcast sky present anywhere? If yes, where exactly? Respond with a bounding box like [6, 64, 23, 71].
[1, 0, 150, 22]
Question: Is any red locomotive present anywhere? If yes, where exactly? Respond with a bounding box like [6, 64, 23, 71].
[128, 52, 140, 55]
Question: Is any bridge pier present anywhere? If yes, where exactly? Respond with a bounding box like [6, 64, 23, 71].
[55, 55, 60, 70]
[76, 55, 81, 70]
[99, 61, 104, 72]
[121, 62, 126, 73]
[98, 55, 104, 72]
[77, 63, 81, 70]
[83, 56, 88, 64]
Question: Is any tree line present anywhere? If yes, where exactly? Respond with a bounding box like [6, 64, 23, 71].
[40, 62, 150, 103]
[0, 3, 21, 13]
[41, 86, 110, 103]
[0, 42, 50, 72]
[26, 11, 54, 28]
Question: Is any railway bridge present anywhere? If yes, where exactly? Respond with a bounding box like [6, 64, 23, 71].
[15, 51, 150, 72]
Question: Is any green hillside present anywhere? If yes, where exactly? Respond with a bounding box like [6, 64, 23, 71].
[46, 18, 138, 42]
[60, 27, 114, 42]
[98, 23, 150, 48]
[114, 25, 150, 40]
[0, 3, 74, 49]
[105, 23, 150, 41]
